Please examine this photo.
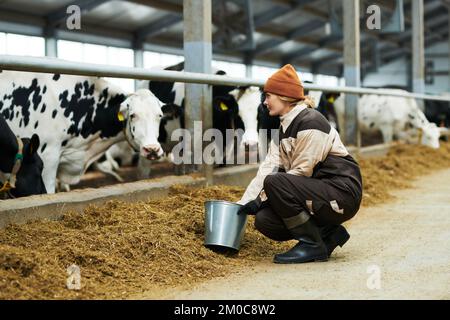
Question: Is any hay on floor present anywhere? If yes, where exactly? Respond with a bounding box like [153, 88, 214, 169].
[0, 141, 449, 299]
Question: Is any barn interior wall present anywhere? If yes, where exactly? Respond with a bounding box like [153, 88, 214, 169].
[362, 58, 409, 89]
[423, 42, 450, 95]
[363, 41, 450, 95]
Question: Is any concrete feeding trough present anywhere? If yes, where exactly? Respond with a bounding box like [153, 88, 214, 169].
[0, 142, 392, 230]
[0, 164, 259, 229]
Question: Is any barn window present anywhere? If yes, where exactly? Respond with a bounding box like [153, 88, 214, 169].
[0, 33, 45, 57]
[57, 40, 134, 93]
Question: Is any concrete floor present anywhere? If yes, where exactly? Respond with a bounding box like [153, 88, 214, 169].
[137, 168, 450, 300]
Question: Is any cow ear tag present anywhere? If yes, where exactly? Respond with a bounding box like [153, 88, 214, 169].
[220, 102, 229, 111]
[117, 112, 125, 122]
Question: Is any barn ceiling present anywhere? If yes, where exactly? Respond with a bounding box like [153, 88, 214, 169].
[0, 0, 448, 77]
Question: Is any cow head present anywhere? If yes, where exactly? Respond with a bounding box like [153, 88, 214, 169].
[158, 103, 184, 145]
[0, 113, 47, 197]
[212, 94, 239, 133]
[0, 134, 47, 198]
[319, 92, 341, 111]
[13, 134, 47, 197]
[230, 86, 261, 148]
[118, 89, 164, 160]
[420, 123, 441, 149]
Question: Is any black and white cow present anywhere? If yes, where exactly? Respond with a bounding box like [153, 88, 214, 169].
[143, 62, 241, 150]
[424, 95, 450, 129]
[229, 86, 263, 148]
[0, 114, 46, 198]
[94, 63, 252, 179]
[0, 71, 164, 193]
[257, 84, 334, 149]
[257, 90, 279, 154]
[315, 91, 341, 132]
[333, 89, 443, 148]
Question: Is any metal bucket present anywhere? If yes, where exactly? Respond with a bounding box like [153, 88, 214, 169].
[204, 200, 248, 251]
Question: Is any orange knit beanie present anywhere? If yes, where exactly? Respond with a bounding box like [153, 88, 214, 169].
[263, 64, 305, 99]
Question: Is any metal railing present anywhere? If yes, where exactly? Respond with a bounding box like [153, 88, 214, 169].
[1, 55, 450, 102]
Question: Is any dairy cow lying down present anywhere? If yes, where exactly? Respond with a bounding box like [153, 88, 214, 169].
[0, 71, 164, 193]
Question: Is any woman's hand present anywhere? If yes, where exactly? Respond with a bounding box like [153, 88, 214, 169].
[237, 197, 262, 215]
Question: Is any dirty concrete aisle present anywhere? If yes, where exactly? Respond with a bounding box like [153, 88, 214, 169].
[140, 168, 450, 300]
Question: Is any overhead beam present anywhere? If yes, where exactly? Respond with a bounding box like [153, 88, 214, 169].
[282, 34, 343, 63]
[129, 0, 317, 30]
[128, 0, 399, 65]
[134, 13, 182, 45]
[254, 19, 325, 55]
[46, 0, 110, 27]
[363, 29, 449, 75]
[287, 19, 325, 39]
[287, 0, 448, 72]
[253, 0, 316, 28]
[255, 38, 286, 54]
[253, 6, 291, 28]
[394, 12, 448, 42]
[125, 0, 183, 12]
[373, 28, 449, 67]
[131, 0, 333, 60]
[317, 9, 449, 69]
[279, 1, 410, 68]
[282, 46, 316, 63]
[423, 21, 450, 43]
[385, 5, 448, 44]
[383, 0, 443, 31]
[290, 1, 402, 52]
[318, 34, 342, 47]
[44, 0, 111, 58]
[312, 53, 342, 66]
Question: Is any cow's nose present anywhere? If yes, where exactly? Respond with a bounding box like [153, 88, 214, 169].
[243, 140, 258, 148]
[143, 144, 163, 160]
[144, 144, 160, 153]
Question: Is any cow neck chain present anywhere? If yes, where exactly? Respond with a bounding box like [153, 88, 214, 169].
[235, 88, 246, 102]
[0, 137, 23, 198]
[122, 117, 139, 153]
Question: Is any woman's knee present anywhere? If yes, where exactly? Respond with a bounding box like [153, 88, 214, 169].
[263, 173, 291, 195]
[254, 209, 292, 241]
[313, 198, 361, 226]
[263, 174, 278, 193]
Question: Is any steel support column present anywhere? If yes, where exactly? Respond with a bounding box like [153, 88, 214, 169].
[183, 0, 213, 184]
[343, 0, 361, 147]
[412, 0, 425, 110]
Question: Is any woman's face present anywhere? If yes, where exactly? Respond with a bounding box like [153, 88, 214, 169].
[264, 92, 291, 117]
